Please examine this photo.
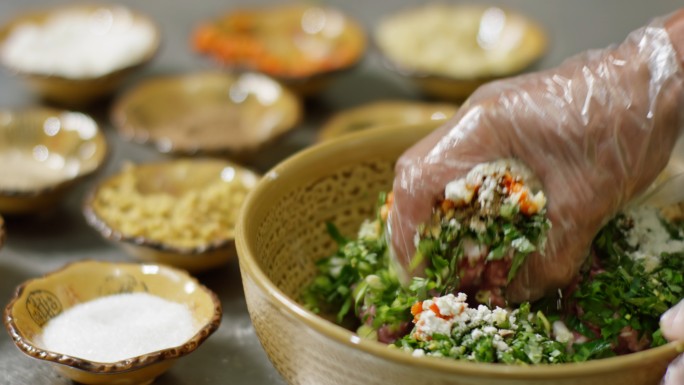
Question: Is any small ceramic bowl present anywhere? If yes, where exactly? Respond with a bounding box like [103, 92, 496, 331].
[318, 100, 458, 142]
[0, 108, 108, 215]
[192, 4, 366, 96]
[111, 72, 302, 159]
[0, 4, 160, 107]
[3, 260, 222, 385]
[84, 158, 260, 273]
[236, 123, 684, 385]
[375, 4, 547, 102]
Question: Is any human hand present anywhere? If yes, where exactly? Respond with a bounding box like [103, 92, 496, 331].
[388, 12, 684, 303]
[662, 300, 684, 385]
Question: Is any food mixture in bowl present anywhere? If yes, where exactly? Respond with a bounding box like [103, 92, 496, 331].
[304, 160, 683, 364]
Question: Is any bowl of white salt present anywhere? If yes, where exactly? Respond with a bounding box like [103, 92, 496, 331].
[0, 3, 160, 107]
[0, 107, 108, 215]
[3, 260, 222, 385]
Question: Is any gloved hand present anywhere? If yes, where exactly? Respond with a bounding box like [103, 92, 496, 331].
[389, 9, 684, 381]
[389, 12, 684, 302]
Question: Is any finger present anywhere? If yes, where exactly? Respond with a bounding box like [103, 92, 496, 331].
[661, 299, 684, 341]
[663, 355, 684, 385]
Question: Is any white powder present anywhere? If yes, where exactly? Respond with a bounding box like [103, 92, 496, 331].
[1, 7, 156, 78]
[39, 293, 197, 363]
[623, 206, 684, 272]
[0, 151, 79, 190]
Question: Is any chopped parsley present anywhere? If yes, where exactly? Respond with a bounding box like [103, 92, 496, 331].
[303, 191, 683, 364]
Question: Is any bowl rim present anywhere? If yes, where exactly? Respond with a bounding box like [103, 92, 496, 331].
[192, 3, 368, 83]
[2, 259, 223, 373]
[0, 107, 109, 198]
[373, 4, 548, 83]
[236, 123, 684, 379]
[0, 2, 162, 81]
[110, 70, 304, 157]
[83, 158, 259, 256]
[317, 99, 458, 142]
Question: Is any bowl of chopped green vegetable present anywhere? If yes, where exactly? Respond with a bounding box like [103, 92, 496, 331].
[236, 123, 684, 385]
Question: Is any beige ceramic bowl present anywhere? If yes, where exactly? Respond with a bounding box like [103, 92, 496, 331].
[3, 260, 221, 385]
[192, 4, 367, 96]
[0, 108, 108, 215]
[375, 4, 547, 102]
[112, 72, 302, 159]
[318, 100, 457, 142]
[0, 4, 160, 107]
[236, 123, 684, 385]
[84, 158, 260, 273]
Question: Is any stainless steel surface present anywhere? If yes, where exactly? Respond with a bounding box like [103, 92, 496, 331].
[0, 1, 681, 384]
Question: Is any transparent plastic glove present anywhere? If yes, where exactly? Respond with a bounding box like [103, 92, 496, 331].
[661, 300, 684, 385]
[388, 13, 684, 303]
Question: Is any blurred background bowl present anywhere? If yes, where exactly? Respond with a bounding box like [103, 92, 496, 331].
[318, 100, 457, 142]
[3, 260, 221, 385]
[84, 158, 259, 273]
[192, 4, 366, 96]
[375, 4, 547, 102]
[0, 108, 107, 215]
[236, 123, 683, 385]
[0, 214, 4, 250]
[112, 72, 302, 160]
[0, 3, 160, 107]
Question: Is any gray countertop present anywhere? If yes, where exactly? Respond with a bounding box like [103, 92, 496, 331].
[0, 1, 681, 384]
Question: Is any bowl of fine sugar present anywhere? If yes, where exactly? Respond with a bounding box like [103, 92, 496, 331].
[0, 4, 160, 107]
[3, 260, 222, 385]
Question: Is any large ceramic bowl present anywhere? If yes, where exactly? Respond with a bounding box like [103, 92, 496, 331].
[112, 72, 302, 159]
[375, 4, 547, 102]
[0, 108, 108, 215]
[3, 260, 222, 385]
[236, 123, 683, 385]
[0, 4, 160, 107]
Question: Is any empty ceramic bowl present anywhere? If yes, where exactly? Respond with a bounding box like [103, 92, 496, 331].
[192, 4, 366, 96]
[0, 108, 108, 215]
[84, 158, 260, 272]
[318, 100, 458, 142]
[111, 72, 302, 159]
[375, 4, 547, 101]
[3, 260, 222, 385]
[235, 123, 683, 385]
[0, 4, 160, 107]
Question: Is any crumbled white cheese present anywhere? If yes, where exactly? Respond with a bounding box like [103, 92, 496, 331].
[511, 237, 534, 253]
[444, 178, 475, 205]
[412, 293, 519, 345]
[477, 175, 498, 208]
[358, 219, 380, 240]
[552, 320, 573, 344]
[622, 206, 684, 272]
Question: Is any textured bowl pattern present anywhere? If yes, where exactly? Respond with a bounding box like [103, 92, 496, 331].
[236, 123, 683, 385]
